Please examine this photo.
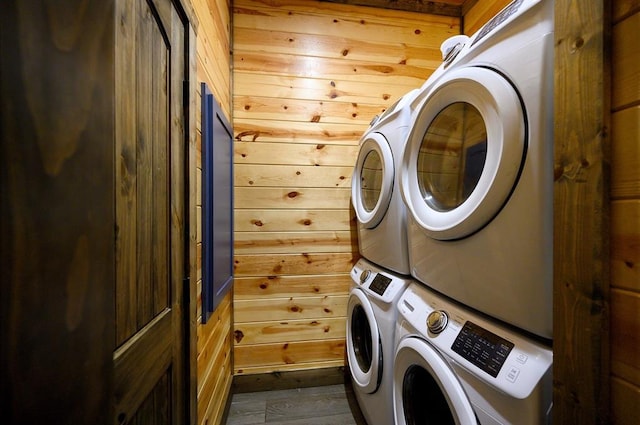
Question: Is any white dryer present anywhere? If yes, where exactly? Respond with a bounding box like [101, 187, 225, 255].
[347, 258, 411, 425]
[400, 0, 554, 338]
[351, 89, 418, 275]
[393, 283, 553, 424]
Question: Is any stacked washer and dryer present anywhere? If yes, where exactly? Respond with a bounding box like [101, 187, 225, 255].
[347, 88, 418, 425]
[347, 0, 555, 424]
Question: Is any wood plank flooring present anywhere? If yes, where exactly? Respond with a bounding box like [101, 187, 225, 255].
[224, 383, 368, 425]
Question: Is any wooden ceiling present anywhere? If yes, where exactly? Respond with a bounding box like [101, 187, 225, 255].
[320, 0, 479, 17]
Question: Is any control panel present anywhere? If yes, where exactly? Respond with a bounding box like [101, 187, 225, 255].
[397, 283, 552, 399]
[350, 258, 410, 304]
[369, 273, 392, 296]
[451, 321, 514, 378]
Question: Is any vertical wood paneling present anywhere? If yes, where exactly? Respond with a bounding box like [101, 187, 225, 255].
[553, 0, 609, 423]
[116, 0, 139, 346]
[611, 1, 640, 423]
[193, 0, 233, 424]
[232, 0, 459, 375]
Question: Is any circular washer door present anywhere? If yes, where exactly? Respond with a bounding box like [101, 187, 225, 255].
[347, 288, 382, 393]
[352, 133, 395, 229]
[401, 66, 525, 240]
[393, 337, 476, 425]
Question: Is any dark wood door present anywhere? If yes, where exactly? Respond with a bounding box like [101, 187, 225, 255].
[114, 0, 189, 424]
[1, 1, 116, 424]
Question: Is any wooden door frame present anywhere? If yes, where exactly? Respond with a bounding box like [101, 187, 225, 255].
[184, 7, 199, 425]
[166, 0, 199, 422]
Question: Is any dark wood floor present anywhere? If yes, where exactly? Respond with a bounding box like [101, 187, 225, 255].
[224, 383, 368, 425]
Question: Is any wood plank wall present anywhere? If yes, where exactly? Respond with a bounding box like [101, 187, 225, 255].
[232, 0, 459, 375]
[610, 1, 640, 423]
[192, 0, 234, 424]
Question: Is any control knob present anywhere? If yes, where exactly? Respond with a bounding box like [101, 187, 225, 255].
[359, 269, 371, 284]
[427, 310, 448, 334]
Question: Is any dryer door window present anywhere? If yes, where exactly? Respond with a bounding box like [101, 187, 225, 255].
[394, 337, 477, 425]
[417, 102, 487, 212]
[347, 289, 382, 393]
[401, 66, 525, 240]
[352, 133, 394, 229]
[361, 150, 383, 212]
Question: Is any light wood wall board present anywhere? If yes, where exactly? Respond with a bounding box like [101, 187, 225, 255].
[610, 200, 640, 292]
[234, 118, 366, 145]
[611, 5, 640, 422]
[196, 293, 232, 380]
[234, 274, 352, 299]
[235, 50, 435, 83]
[234, 317, 347, 345]
[234, 73, 419, 108]
[234, 28, 446, 68]
[234, 253, 357, 277]
[235, 164, 353, 188]
[234, 95, 384, 125]
[234, 141, 360, 166]
[200, 372, 232, 425]
[611, 11, 640, 110]
[234, 338, 346, 369]
[198, 335, 232, 425]
[235, 209, 355, 232]
[234, 295, 348, 322]
[233, 0, 459, 375]
[611, 107, 640, 199]
[611, 288, 640, 387]
[193, 0, 233, 422]
[611, 376, 640, 425]
[235, 231, 357, 254]
[194, 0, 231, 117]
[235, 187, 352, 209]
[463, 0, 511, 35]
[613, 0, 640, 22]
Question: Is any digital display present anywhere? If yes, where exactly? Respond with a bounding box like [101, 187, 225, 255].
[369, 274, 392, 296]
[451, 321, 514, 377]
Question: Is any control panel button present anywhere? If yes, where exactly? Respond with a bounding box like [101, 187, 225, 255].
[515, 353, 528, 364]
[427, 310, 449, 334]
[506, 366, 520, 383]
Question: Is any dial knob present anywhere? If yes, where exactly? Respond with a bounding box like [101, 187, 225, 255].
[427, 310, 448, 334]
[359, 269, 371, 284]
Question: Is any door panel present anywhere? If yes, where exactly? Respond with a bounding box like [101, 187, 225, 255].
[115, 0, 187, 423]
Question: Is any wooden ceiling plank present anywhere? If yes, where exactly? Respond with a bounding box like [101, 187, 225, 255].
[319, 0, 463, 17]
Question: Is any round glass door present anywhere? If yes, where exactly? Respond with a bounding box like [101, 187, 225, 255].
[352, 133, 394, 229]
[418, 102, 487, 212]
[362, 150, 383, 212]
[401, 66, 525, 240]
[347, 289, 381, 393]
[393, 337, 476, 425]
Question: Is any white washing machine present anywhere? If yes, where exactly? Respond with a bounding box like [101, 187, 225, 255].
[351, 89, 418, 275]
[347, 258, 412, 425]
[393, 283, 553, 424]
[400, 0, 554, 339]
